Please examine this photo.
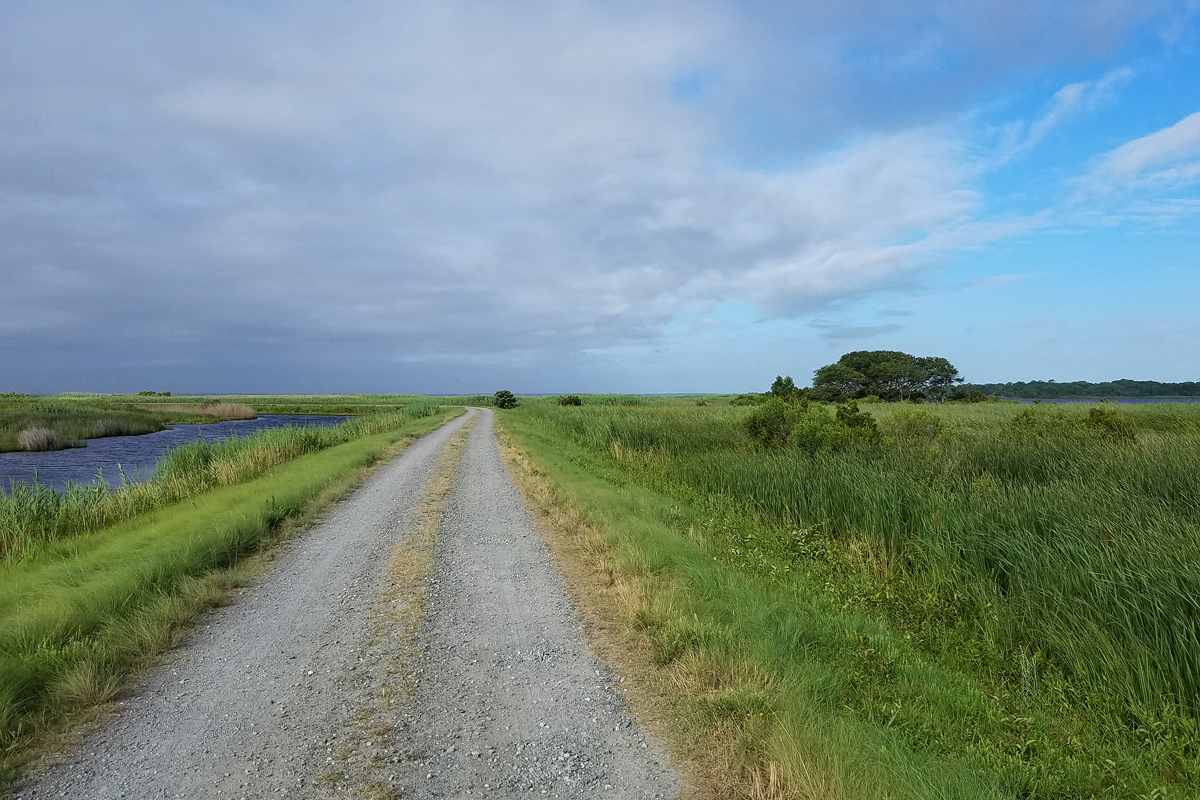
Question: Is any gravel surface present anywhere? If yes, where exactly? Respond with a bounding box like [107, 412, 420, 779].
[379, 409, 678, 799]
[18, 408, 678, 799]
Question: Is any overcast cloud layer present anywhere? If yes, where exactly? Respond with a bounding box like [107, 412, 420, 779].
[3, 1, 1199, 392]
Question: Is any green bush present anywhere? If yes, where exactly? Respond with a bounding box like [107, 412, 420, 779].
[888, 406, 942, 445]
[744, 398, 793, 446]
[494, 390, 518, 409]
[789, 404, 852, 454]
[1084, 405, 1136, 441]
[557, 395, 583, 406]
[836, 400, 877, 431]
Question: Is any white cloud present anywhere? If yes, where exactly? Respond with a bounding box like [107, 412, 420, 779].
[1094, 109, 1200, 182]
[999, 67, 1133, 161]
[0, 0, 1193, 390]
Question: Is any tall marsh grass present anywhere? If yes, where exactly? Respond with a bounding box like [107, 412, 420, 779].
[0, 404, 442, 563]
[14, 428, 74, 452]
[0, 404, 164, 452]
[517, 400, 1200, 715]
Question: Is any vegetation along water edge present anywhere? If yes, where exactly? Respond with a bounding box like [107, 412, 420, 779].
[0, 392, 494, 453]
[0, 405, 461, 784]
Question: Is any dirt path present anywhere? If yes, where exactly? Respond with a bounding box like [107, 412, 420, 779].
[19, 408, 678, 799]
[380, 409, 678, 799]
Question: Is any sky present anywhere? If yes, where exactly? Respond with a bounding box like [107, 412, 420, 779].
[2, 0, 1199, 394]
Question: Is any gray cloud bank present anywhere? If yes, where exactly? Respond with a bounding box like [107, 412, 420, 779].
[0, 0, 1191, 392]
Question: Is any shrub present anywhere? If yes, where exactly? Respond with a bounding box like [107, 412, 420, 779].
[1084, 405, 1136, 441]
[835, 400, 878, 431]
[557, 395, 583, 406]
[889, 407, 942, 445]
[789, 405, 850, 454]
[494, 390, 518, 410]
[744, 398, 792, 446]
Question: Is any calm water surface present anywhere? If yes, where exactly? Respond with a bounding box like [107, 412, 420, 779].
[1, 415, 349, 493]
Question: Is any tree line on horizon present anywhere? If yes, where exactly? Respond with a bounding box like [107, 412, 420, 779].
[752, 351, 1198, 402]
[960, 378, 1200, 399]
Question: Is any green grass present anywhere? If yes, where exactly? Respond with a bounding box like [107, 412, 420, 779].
[498, 398, 1200, 799]
[0, 403, 166, 453]
[44, 392, 493, 416]
[0, 394, 461, 450]
[0, 408, 458, 782]
[0, 404, 446, 563]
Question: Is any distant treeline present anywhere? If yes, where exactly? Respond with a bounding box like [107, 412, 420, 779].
[963, 379, 1200, 398]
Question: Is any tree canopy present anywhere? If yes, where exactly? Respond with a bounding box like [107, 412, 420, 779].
[770, 375, 796, 396]
[812, 350, 962, 401]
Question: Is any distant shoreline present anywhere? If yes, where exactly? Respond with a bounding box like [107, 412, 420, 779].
[1011, 397, 1200, 403]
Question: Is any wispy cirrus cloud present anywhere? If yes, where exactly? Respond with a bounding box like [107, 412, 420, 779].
[1090, 109, 1200, 187]
[997, 67, 1133, 162]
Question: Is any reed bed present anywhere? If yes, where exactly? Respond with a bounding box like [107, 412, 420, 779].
[508, 398, 1200, 796]
[0, 404, 164, 453]
[144, 402, 257, 419]
[0, 404, 442, 563]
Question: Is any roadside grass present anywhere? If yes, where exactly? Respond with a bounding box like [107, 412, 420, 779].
[496, 399, 1200, 799]
[0, 409, 460, 786]
[497, 418, 1002, 800]
[0, 405, 446, 563]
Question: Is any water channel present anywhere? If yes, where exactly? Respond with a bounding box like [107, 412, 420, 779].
[0, 414, 350, 493]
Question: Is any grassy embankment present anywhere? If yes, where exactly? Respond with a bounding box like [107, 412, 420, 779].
[0, 403, 459, 781]
[498, 398, 1200, 799]
[0, 405, 444, 562]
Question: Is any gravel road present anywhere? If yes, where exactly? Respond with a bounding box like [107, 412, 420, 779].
[19, 408, 678, 799]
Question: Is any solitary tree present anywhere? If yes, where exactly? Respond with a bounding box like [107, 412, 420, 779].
[494, 390, 518, 409]
[812, 351, 962, 401]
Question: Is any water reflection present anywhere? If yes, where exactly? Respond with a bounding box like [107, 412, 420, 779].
[1, 415, 350, 493]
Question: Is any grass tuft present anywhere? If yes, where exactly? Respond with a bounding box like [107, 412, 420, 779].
[14, 428, 75, 452]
